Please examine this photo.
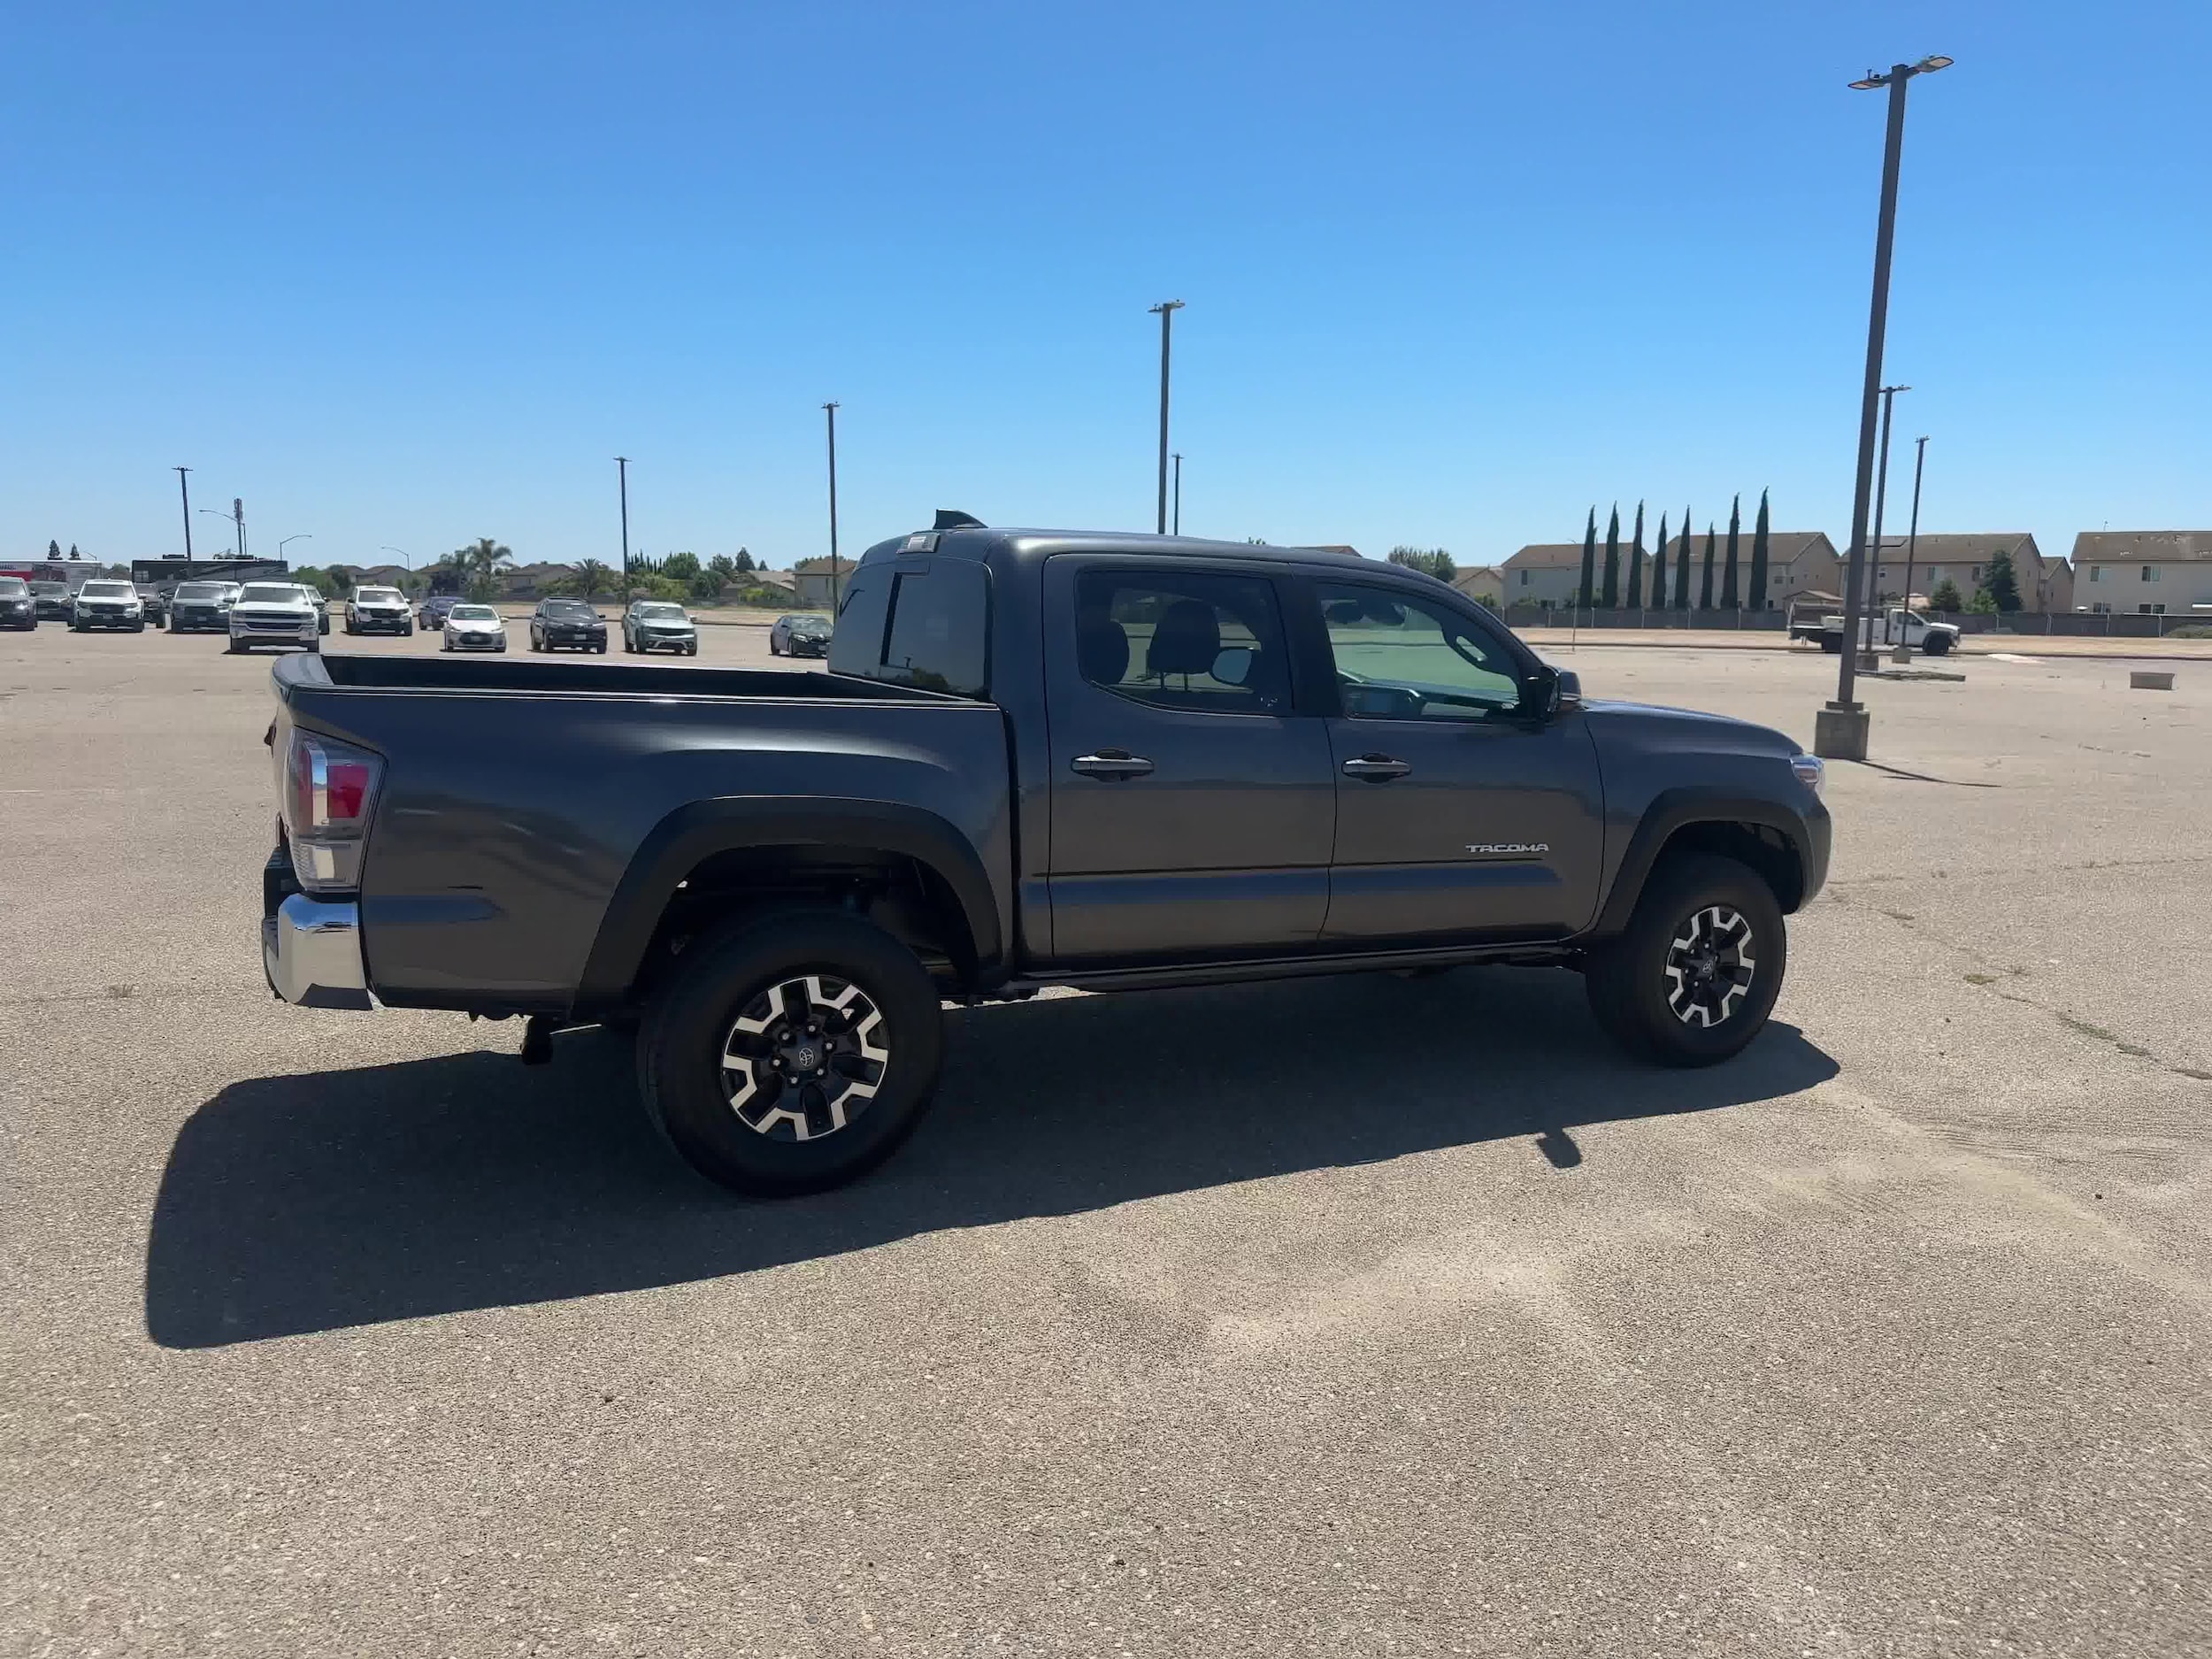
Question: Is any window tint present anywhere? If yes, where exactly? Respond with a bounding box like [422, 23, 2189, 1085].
[828, 563, 987, 697]
[879, 564, 988, 697]
[1075, 569, 1289, 715]
[81, 581, 134, 597]
[828, 572, 891, 673]
[0, 579, 26, 595]
[1317, 581, 1522, 721]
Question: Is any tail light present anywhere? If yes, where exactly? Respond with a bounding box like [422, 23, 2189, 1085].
[282, 729, 384, 891]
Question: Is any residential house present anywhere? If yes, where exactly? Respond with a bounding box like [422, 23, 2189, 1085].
[790, 557, 854, 609]
[1869, 534, 2066, 612]
[1449, 565, 1504, 607]
[1498, 543, 1589, 607]
[2067, 532, 2212, 616]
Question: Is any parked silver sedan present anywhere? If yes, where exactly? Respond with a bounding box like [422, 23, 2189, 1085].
[442, 603, 509, 653]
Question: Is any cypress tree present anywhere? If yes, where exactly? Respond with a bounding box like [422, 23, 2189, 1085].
[1720, 493, 1741, 609]
[1674, 505, 1691, 610]
[1601, 504, 1621, 609]
[1650, 514, 1669, 609]
[1626, 501, 1646, 608]
[1700, 524, 1717, 610]
[1748, 488, 1771, 610]
[1578, 507, 1597, 609]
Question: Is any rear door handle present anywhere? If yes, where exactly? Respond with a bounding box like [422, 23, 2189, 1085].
[1341, 754, 1411, 781]
[1071, 750, 1156, 780]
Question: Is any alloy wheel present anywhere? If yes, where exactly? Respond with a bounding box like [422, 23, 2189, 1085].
[719, 974, 890, 1141]
[1662, 904, 1756, 1027]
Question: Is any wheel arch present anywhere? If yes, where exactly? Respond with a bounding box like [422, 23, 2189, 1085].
[1594, 790, 1816, 936]
[575, 796, 1004, 1014]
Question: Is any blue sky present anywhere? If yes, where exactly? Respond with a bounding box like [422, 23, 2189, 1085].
[4, 1, 2208, 574]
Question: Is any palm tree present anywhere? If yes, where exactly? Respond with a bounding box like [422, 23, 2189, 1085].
[572, 558, 613, 601]
[453, 537, 513, 599]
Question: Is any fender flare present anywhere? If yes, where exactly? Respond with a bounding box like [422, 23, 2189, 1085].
[1593, 787, 1822, 937]
[574, 795, 1003, 1010]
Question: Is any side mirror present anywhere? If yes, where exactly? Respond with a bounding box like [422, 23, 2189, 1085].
[1519, 665, 1580, 719]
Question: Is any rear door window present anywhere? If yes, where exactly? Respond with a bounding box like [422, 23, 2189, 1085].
[1074, 569, 1290, 714]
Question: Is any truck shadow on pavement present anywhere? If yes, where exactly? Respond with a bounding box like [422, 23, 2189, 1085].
[145, 966, 1836, 1348]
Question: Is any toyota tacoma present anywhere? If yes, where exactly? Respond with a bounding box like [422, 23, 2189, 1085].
[257, 518, 1830, 1194]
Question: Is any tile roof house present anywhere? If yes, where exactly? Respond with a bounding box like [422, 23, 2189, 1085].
[2068, 531, 2212, 616]
[1504, 532, 1840, 608]
[1450, 565, 1504, 607]
[1867, 533, 2067, 612]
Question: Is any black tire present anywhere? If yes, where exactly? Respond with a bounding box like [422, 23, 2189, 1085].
[226, 641, 244, 654]
[304, 637, 320, 655]
[1584, 853, 1786, 1067]
[1923, 633, 1952, 657]
[403, 622, 415, 637]
[1819, 634, 1841, 654]
[686, 642, 698, 657]
[636, 911, 946, 1196]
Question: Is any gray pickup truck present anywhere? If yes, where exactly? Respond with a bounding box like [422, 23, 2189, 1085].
[260, 518, 1831, 1194]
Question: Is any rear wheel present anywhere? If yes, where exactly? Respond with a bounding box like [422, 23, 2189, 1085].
[1585, 854, 1786, 1066]
[636, 912, 946, 1196]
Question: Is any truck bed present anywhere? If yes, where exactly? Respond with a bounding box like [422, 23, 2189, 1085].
[270, 650, 1014, 1013]
[294, 651, 962, 703]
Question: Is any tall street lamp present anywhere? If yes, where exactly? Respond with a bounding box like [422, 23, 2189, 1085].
[1171, 452, 1183, 536]
[1149, 300, 1184, 534]
[380, 545, 412, 572]
[197, 508, 240, 557]
[1868, 383, 1909, 632]
[615, 457, 632, 603]
[1816, 52, 1952, 763]
[823, 402, 841, 613]
[279, 533, 313, 569]
[174, 466, 194, 560]
[1894, 436, 1929, 662]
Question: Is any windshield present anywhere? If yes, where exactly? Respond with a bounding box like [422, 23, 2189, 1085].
[449, 605, 498, 621]
[81, 581, 134, 598]
[357, 587, 403, 603]
[0, 578, 26, 596]
[174, 583, 226, 600]
[637, 603, 687, 619]
[542, 601, 595, 617]
[238, 584, 302, 603]
[790, 617, 830, 633]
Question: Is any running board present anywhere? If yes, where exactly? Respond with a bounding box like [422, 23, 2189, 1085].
[995, 941, 1579, 998]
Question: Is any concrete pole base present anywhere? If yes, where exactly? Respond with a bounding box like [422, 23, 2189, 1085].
[1855, 649, 1883, 674]
[1889, 643, 1914, 664]
[1815, 703, 1870, 762]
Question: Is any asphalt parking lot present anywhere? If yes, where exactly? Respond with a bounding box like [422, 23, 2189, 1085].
[3, 623, 2208, 1656]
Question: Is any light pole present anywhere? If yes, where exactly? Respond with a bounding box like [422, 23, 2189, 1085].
[174, 467, 193, 560]
[615, 457, 631, 603]
[1148, 300, 1184, 534]
[823, 402, 841, 613]
[1893, 436, 1929, 662]
[1816, 51, 1952, 764]
[380, 545, 412, 572]
[279, 533, 312, 569]
[1868, 383, 1909, 634]
[197, 509, 240, 557]
[1171, 452, 1183, 535]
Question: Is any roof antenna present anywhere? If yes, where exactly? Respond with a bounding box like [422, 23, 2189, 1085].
[933, 509, 987, 531]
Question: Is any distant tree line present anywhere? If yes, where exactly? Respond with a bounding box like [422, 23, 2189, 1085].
[1575, 490, 1773, 611]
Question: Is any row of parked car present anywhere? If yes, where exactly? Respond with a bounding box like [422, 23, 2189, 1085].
[3, 572, 835, 662]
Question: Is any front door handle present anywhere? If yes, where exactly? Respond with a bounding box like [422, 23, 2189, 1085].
[1341, 754, 1411, 781]
[1071, 749, 1156, 780]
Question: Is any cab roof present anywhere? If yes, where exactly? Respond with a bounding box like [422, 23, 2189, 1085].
[856, 524, 1375, 571]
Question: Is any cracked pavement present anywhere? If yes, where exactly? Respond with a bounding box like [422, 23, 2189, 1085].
[3, 628, 2208, 1656]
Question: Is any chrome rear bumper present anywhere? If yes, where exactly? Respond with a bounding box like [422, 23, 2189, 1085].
[262, 894, 373, 1010]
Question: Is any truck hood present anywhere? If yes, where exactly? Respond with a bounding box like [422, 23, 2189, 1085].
[1579, 698, 1802, 759]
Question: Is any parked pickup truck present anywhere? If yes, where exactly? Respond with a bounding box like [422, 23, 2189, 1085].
[1789, 599, 1958, 657]
[260, 519, 1832, 1194]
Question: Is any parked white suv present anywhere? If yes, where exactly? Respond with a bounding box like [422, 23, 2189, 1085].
[227, 583, 321, 654]
[344, 586, 415, 637]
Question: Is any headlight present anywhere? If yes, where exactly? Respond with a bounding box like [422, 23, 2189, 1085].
[1790, 754, 1825, 798]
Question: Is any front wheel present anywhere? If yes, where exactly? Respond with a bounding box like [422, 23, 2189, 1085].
[1923, 633, 1953, 657]
[1585, 854, 1786, 1066]
[636, 911, 947, 1196]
